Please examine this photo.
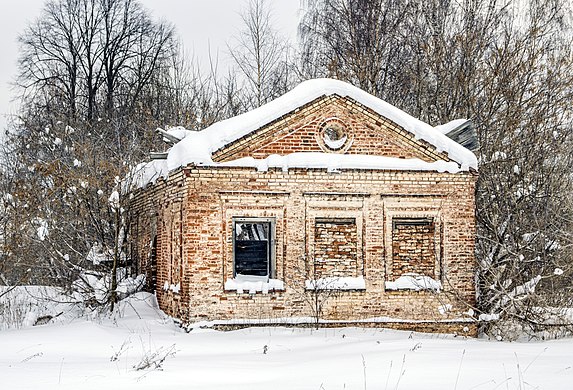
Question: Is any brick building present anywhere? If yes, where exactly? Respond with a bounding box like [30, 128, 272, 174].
[130, 79, 478, 334]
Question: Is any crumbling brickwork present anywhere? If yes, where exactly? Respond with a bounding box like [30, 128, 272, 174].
[129, 95, 478, 334]
[392, 219, 436, 277]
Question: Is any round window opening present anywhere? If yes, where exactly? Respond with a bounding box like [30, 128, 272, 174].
[322, 122, 347, 150]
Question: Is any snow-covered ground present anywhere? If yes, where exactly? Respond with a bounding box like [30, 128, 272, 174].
[0, 289, 571, 389]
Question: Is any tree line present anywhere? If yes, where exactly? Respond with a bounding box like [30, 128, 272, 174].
[1, 0, 572, 337]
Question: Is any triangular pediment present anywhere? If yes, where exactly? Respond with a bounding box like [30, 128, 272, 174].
[212, 94, 456, 165]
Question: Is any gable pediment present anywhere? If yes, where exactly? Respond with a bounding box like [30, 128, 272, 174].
[212, 95, 456, 165]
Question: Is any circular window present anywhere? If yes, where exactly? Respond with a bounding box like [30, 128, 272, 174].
[324, 123, 345, 142]
[317, 119, 352, 152]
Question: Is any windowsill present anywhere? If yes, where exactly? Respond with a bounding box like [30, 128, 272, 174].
[224, 275, 285, 294]
[305, 276, 366, 291]
[384, 273, 442, 292]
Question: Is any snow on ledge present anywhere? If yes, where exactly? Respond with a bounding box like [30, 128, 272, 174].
[186, 315, 474, 330]
[218, 152, 462, 173]
[225, 275, 285, 294]
[385, 273, 442, 292]
[324, 134, 347, 149]
[162, 281, 180, 294]
[305, 276, 366, 290]
[130, 159, 169, 188]
[434, 119, 468, 135]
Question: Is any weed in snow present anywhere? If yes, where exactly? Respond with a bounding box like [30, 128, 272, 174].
[133, 344, 176, 371]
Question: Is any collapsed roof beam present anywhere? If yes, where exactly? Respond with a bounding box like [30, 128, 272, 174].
[444, 120, 479, 152]
[149, 151, 169, 160]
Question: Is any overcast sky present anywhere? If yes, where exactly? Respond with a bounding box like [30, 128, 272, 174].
[0, 0, 301, 133]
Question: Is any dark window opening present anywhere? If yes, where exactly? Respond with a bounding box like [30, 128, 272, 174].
[233, 219, 274, 277]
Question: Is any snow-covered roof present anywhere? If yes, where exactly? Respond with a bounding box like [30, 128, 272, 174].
[133, 79, 478, 188]
[165, 78, 477, 171]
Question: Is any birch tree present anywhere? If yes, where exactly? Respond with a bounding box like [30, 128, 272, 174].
[228, 0, 293, 108]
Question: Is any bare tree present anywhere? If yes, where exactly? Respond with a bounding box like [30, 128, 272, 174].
[299, 0, 414, 100]
[4, 0, 180, 310]
[17, 0, 176, 123]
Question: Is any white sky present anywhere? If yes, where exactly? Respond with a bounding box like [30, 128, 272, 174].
[0, 0, 301, 133]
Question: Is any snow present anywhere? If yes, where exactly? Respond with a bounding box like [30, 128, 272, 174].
[305, 276, 366, 290]
[162, 282, 181, 294]
[438, 303, 453, 315]
[323, 133, 347, 149]
[218, 152, 463, 173]
[169, 283, 180, 293]
[224, 274, 285, 293]
[86, 242, 110, 265]
[187, 315, 474, 329]
[158, 126, 194, 143]
[0, 288, 572, 389]
[385, 273, 442, 292]
[35, 219, 49, 241]
[130, 160, 169, 188]
[491, 275, 544, 314]
[479, 313, 501, 322]
[71, 269, 143, 304]
[108, 190, 120, 210]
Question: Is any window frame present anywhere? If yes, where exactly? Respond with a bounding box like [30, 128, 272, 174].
[232, 217, 276, 279]
[382, 198, 443, 284]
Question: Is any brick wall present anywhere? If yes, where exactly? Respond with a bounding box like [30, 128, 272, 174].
[212, 95, 453, 164]
[130, 167, 477, 332]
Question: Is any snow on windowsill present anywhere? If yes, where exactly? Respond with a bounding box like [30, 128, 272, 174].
[305, 276, 366, 290]
[225, 275, 285, 294]
[385, 273, 442, 292]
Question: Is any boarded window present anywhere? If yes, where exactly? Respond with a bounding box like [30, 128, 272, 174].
[233, 219, 273, 277]
[313, 218, 358, 277]
[392, 218, 435, 276]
